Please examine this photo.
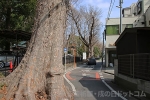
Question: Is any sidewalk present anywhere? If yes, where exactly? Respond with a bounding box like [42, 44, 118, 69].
[64, 62, 83, 72]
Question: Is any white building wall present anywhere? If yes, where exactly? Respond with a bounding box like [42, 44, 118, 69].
[133, 0, 150, 27]
[134, 0, 150, 15]
[145, 7, 150, 27]
[143, 0, 150, 13]
[106, 17, 138, 25]
[133, 15, 145, 27]
[106, 35, 119, 48]
[105, 17, 137, 67]
[123, 3, 136, 17]
[123, 8, 131, 17]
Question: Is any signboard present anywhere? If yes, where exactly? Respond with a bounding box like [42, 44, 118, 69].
[64, 48, 67, 53]
[83, 52, 86, 60]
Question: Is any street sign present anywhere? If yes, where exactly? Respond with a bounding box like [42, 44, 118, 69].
[64, 48, 67, 72]
[83, 52, 86, 60]
[64, 48, 67, 53]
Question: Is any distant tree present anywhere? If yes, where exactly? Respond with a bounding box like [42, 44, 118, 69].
[0, 0, 36, 50]
[0, 0, 36, 31]
[69, 5, 102, 57]
[93, 46, 101, 57]
[66, 33, 84, 56]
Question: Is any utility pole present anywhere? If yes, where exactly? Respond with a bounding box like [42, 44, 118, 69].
[101, 30, 105, 71]
[120, 0, 123, 34]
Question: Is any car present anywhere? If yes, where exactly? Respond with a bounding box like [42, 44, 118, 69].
[0, 56, 14, 68]
[0, 61, 5, 68]
[87, 57, 96, 65]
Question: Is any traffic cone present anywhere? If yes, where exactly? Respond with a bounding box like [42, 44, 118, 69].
[9, 61, 13, 72]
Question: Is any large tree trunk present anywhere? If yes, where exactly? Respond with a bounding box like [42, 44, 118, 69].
[1, 0, 73, 100]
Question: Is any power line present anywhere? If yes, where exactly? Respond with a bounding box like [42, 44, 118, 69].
[106, 0, 116, 25]
[101, 0, 116, 68]
[107, 0, 113, 19]
[108, 0, 115, 19]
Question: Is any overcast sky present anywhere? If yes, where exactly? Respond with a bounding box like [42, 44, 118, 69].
[78, 0, 138, 30]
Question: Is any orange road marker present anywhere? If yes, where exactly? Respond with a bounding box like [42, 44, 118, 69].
[9, 61, 13, 72]
[66, 72, 75, 80]
[95, 72, 100, 80]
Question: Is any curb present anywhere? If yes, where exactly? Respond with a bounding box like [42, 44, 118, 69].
[104, 71, 114, 75]
[63, 67, 78, 95]
[63, 62, 83, 96]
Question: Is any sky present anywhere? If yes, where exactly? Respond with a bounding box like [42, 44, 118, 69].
[78, 0, 138, 32]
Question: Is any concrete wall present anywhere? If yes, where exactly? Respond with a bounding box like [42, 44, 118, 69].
[115, 74, 150, 99]
[114, 59, 150, 99]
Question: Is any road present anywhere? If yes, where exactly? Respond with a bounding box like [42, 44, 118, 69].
[64, 61, 137, 100]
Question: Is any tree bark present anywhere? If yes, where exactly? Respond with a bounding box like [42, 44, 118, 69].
[1, 0, 73, 100]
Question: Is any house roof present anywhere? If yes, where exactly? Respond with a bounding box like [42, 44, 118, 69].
[115, 27, 150, 45]
[0, 30, 32, 40]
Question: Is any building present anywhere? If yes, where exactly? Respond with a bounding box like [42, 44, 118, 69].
[133, 0, 150, 27]
[105, 0, 150, 67]
[145, 6, 150, 27]
[115, 27, 150, 99]
[105, 17, 137, 67]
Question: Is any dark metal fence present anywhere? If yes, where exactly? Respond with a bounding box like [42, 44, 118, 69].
[0, 55, 23, 77]
[62, 56, 82, 65]
[0, 55, 82, 77]
[118, 53, 150, 81]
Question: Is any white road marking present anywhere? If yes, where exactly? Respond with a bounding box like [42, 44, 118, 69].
[86, 68, 93, 70]
[82, 73, 90, 76]
[102, 80, 127, 100]
[63, 67, 78, 95]
[82, 73, 87, 76]
[101, 76, 103, 77]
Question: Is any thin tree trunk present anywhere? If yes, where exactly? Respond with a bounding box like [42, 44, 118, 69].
[1, 0, 73, 100]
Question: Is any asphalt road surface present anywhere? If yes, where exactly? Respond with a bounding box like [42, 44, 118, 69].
[65, 62, 136, 100]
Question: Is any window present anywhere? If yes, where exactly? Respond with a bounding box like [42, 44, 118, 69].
[126, 24, 133, 28]
[137, 1, 142, 14]
[106, 25, 119, 35]
[141, 22, 145, 25]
